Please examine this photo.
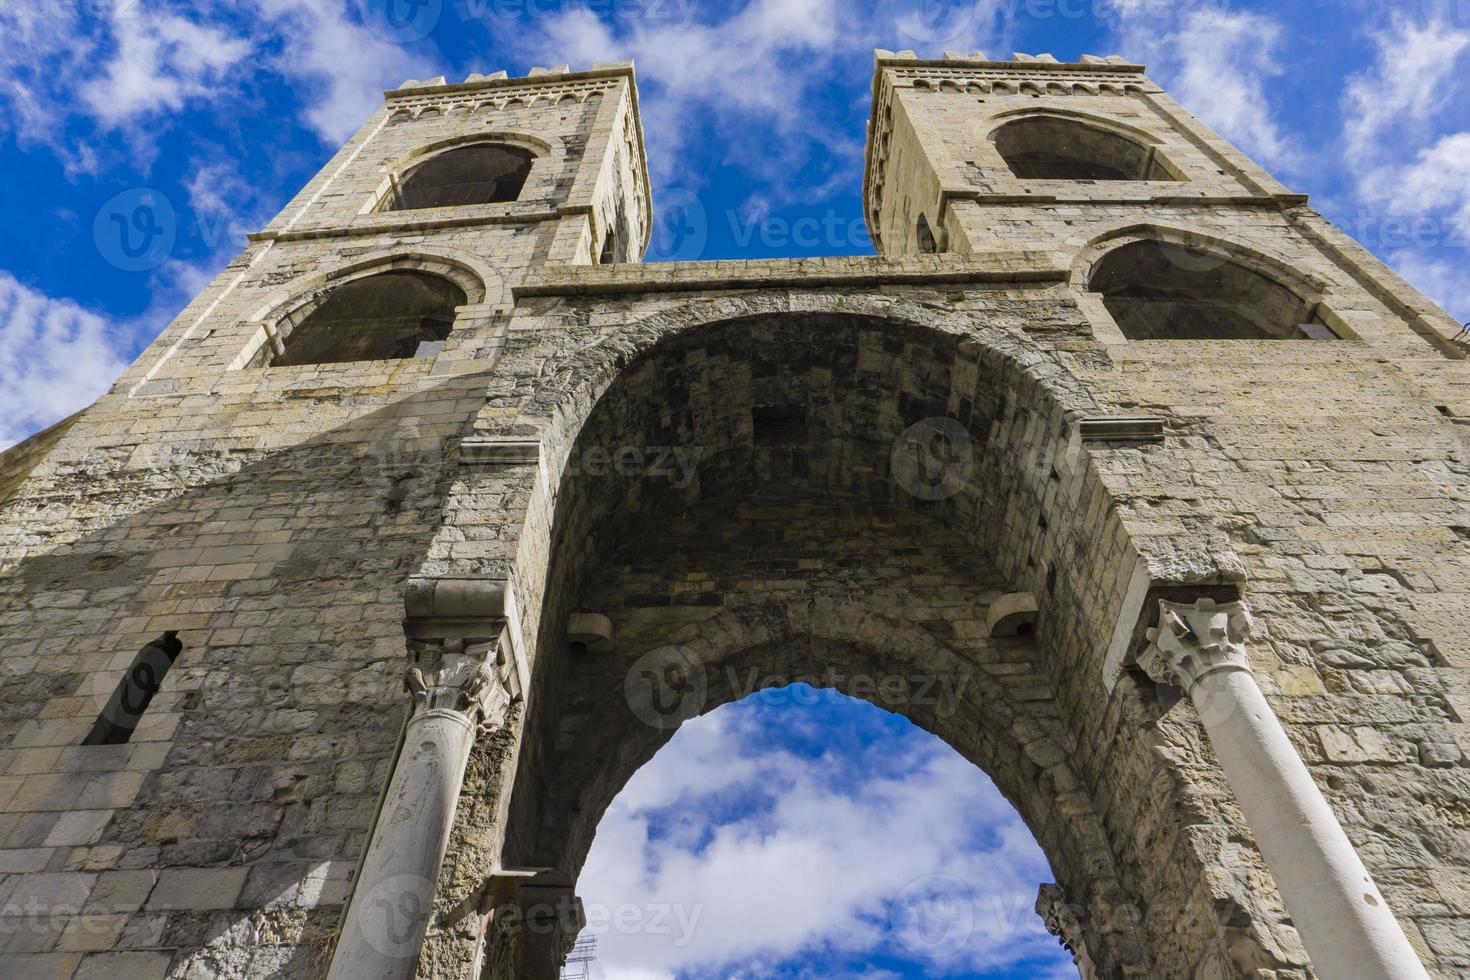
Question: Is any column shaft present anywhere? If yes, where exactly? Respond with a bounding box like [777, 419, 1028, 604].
[1194, 670, 1428, 980]
[1140, 598, 1429, 979]
[327, 709, 476, 980]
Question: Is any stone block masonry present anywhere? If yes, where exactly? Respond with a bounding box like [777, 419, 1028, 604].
[0, 54, 1466, 979]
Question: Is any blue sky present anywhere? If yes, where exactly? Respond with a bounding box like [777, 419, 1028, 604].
[576, 690, 1075, 979]
[2, 1, 1469, 975]
[3, 0, 1470, 447]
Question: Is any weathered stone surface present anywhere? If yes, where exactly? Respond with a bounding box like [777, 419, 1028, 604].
[0, 55, 1465, 980]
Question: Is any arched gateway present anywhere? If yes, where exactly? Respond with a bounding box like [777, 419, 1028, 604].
[0, 55, 1463, 980]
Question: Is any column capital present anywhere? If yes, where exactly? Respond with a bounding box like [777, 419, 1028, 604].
[1137, 597, 1254, 692]
[406, 634, 521, 733]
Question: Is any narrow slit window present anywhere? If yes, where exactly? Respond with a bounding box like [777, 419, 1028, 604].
[917, 214, 939, 254]
[83, 631, 182, 746]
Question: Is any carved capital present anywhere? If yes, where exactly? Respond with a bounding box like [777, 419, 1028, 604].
[1138, 597, 1253, 692]
[406, 633, 522, 734]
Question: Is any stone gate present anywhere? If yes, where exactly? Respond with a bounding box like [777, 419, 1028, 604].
[0, 52, 1467, 979]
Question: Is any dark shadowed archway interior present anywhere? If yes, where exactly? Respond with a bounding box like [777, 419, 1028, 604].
[385, 143, 535, 210]
[1089, 239, 1336, 340]
[272, 270, 466, 366]
[574, 687, 1079, 976]
[500, 311, 1160, 978]
[992, 117, 1182, 181]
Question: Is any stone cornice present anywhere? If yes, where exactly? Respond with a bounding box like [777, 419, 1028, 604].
[511, 254, 1068, 301]
[385, 64, 636, 101]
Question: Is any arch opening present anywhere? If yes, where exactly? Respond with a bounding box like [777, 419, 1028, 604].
[490, 310, 1174, 977]
[992, 117, 1182, 181]
[271, 269, 466, 366]
[1088, 239, 1335, 340]
[383, 143, 534, 211]
[573, 685, 1080, 975]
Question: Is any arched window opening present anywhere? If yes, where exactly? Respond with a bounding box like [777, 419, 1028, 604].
[993, 117, 1182, 181]
[573, 689, 1079, 976]
[599, 228, 617, 265]
[384, 143, 534, 211]
[916, 213, 939, 254]
[1089, 239, 1335, 340]
[272, 270, 467, 366]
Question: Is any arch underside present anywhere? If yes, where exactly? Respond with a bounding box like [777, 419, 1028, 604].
[495, 309, 1226, 977]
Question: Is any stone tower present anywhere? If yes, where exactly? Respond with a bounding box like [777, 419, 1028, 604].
[0, 51, 1466, 980]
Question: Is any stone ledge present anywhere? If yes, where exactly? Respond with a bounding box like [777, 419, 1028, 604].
[458, 438, 542, 467]
[513, 254, 1067, 299]
[1078, 416, 1166, 443]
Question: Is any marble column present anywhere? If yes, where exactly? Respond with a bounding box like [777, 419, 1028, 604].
[327, 633, 521, 980]
[1138, 598, 1429, 980]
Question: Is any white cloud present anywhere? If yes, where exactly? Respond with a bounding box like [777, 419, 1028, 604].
[1342, 16, 1470, 165]
[254, 0, 441, 145]
[1106, 3, 1301, 173]
[519, 0, 1005, 193]
[577, 698, 1067, 977]
[1384, 251, 1470, 327]
[0, 273, 134, 450]
[0, 1, 439, 159]
[1341, 16, 1470, 321]
[79, 6, 252, 126]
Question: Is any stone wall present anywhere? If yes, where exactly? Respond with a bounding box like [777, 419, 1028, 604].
[0, 55, 1465, 980]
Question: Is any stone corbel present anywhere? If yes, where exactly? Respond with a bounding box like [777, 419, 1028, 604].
[475, 869, 586, 980]
[1035, 884, 1098, 980]
[404, 575, 529, 700]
